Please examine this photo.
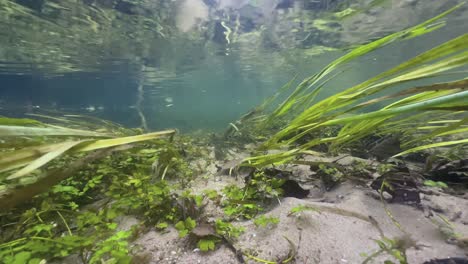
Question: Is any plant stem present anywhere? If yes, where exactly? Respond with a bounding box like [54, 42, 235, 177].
[57, 210, 72, 236]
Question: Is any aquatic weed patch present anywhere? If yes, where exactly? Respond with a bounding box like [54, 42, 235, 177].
[0, 143, 178, 263]
[233, 4, 468, 167]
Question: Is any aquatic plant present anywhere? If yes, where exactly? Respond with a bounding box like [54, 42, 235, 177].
[0, 115, 175, 208]
[253, 215, 280, 228]
[238, 3, 468, 167]
[362, 236, 413, 264]
[175, 217, 197, 238]
[0, 140, 180, 263]
[222, 170, 285, 219]
[190, 219, 245, 252]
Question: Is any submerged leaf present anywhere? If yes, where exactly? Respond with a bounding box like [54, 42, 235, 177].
[244, 4, 468, 166]
[76, 130, 176, 152]
[394, 139, 468, 157]
[0, 125, 111, 137]
[1, 130, 176, 180]
[0, 117, 44, 126]
[7, 141, 87, 180]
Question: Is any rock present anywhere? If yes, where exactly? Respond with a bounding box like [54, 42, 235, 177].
[116, 215, 140, 232]
[191, 223, 217, 238]
[281, 180, 310, 199]
[368, 135, 402, 161]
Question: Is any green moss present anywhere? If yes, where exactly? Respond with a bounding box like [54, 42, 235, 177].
[254, 215, 279, 228]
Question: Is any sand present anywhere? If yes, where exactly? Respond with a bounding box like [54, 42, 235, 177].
[129, 159, 468, 264]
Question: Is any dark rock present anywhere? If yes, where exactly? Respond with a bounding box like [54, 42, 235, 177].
[281, 179, 310, 198]
[404, 152, 429, 163]
[371, 169, 421, 204]
[423, 258, 468, 264]
[368, 134, 402, 161]
[263, 168, 292, 179]
[430, 159, 468, 183]
[391, 188, 420, 204]
[250, 168, 310, 198]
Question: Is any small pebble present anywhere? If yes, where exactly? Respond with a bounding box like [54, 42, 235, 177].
[382, 192, 392, 200]
[171, 251, 177, 255]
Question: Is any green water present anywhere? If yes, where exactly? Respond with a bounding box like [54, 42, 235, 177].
[0, 0, 467, 131]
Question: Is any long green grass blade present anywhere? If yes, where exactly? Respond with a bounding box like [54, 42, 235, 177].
[264, 3, 464, 125]
[1, 130, 176, 180]
[353, 78, 468, 109]
[394, 139, 468, 157]
[322, 91, 468, 126]
[0, 143, 65, 173]
[0, 117, 45, 126]
[76, 130, 176, 152]
[0, 125, 112, 137]
[266, 35, 468, 146]
[6, 141, 86, 180]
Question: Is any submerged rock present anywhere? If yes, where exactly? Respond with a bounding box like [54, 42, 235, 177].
[423, 258, 468, 264]
[368, 134, 402, 161]
[281, 179, 310, 199]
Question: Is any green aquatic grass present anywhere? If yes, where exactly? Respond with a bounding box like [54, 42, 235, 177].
[0, 117, 45, 126]
[6, 141, 87, 180]
[260, 3, 464, 127]
[2, 130, 176, 180]
[259, 37, 468, 154]
[0, 125, 112, 137]
[241, 4, 468, 167]
[0, 112, 176, 182]
[394, 138, 468, 158]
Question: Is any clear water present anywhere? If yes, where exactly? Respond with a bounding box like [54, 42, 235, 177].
[0, 0, 467, 131]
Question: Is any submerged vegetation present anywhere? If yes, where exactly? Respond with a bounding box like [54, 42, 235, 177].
[0, 2, 467, 264]
[239, 3, 468, 167]
[0, 115, 175, 208]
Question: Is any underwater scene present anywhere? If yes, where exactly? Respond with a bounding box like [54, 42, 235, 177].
[0, 0, 468, 263]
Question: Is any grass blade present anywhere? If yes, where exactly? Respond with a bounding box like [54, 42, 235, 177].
[76, 130, 176, 152]
[1, 130, 176, 180]
[6, 141, 86, 180]
[0, 125, 112, 137]
[394, 139, 468, 157]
